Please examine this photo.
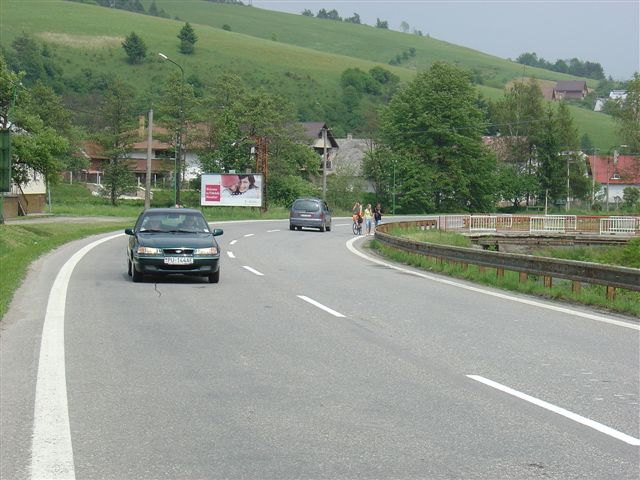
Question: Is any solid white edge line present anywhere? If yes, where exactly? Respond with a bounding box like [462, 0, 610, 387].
[31, 233, 123, 480]
[242, 265, 264, 276]
[227, 251, 235, 259]
[346, 237, 639, 330]
[297, 295, 346, 318]
[467, 375, 640, 446]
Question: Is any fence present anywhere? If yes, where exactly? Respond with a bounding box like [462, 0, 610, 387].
[599, 217, 640, 235]
[434, 214, 638, 236]
[376, 219, 640, 301]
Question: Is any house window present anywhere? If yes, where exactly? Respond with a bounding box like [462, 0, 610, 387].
[611, 172, 620, 180]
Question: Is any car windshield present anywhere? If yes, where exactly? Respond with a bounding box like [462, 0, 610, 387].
[139, 213, 209, 233]
[293, 200, 320, 212]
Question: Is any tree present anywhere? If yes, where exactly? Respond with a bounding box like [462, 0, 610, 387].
[536, 106, 564, 203]
[10, 32, 45, 84]
[97, 80, 137, 205]
[22, 82, 87, 176]
[609, 72, 640, 152]
[376, 18, 389, 29]
[1, 55, 70, 188]
[156, 70, 197, 188]
[623, 187, 640, 211]
[344, 13, 361, 24]
[490, 78, 545, 205]
[121, 32, 146, 64]
[400, 21, 410, 33]
[178, 22, 198, 54]
[301, 9, 314, 17]
[194, 74, 318, 204]
[379, 62, 497, 213]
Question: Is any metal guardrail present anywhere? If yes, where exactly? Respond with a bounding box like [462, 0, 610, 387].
[375, 221, 640, 296]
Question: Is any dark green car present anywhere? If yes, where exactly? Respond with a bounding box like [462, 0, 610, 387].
[125, 208, 223, 283]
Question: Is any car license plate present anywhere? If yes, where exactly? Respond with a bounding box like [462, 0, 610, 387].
[164, 256, 193, 265]
[300, 214, 312, 217]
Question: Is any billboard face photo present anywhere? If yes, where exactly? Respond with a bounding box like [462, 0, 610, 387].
[201, 174, 262, 207]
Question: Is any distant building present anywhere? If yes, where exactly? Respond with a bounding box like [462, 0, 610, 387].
[300, 122, 339, 171]
[588, 154, 640, 205]
[594, 90, 628, 112]
[609, 90, 627, 101]
[554, 80, 588, 100]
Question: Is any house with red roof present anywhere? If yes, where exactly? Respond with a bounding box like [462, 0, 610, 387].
[588, 154, 640, 206]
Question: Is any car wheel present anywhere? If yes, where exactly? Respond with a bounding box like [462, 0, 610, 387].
[208, 268, 220, 284]
[132, 265, 143, 282]
[127, 258, 132, 276]
[319, 223, 325, 232]
[289, 224, 295, 231]
[326, 223, 331, 232]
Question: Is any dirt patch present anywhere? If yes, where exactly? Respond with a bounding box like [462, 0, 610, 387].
[36, 32, 123, 48]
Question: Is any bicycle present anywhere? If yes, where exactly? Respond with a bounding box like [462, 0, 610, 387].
[352, 215, 363, 235]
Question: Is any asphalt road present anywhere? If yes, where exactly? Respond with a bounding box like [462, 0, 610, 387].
[1, 218, 639, 479]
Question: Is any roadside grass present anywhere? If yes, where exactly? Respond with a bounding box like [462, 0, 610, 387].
[370, 230, 640, 317]
[0, 222, 131, 319]
[50, 183, 292, 220]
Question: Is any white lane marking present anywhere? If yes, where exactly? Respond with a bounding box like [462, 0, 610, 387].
[297, 295, 346, 318]
[267, 229, 280, 233]
[243, 266, 264, 276]
[230, 240, 237, 245]
[346, 237, 639, 330]
[32, 233, 122, 480]
[227, 251, 235, 259]
[244, 233, 255, 238]
[467, 375, 640, 446]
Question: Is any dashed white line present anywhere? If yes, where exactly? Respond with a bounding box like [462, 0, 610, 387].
[297, 295, 346, 318]
[467, 375, 640, 446]
[230, 240, 237, 245]
[227, 251, 235, 258]
[267, 229, 281, 233]
[243, 233, 255, 238]
[243, 266, 264, 276]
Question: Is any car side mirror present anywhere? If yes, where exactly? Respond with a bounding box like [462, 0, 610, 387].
[212, 228, 223, 236]
[125, 228, 135, 235]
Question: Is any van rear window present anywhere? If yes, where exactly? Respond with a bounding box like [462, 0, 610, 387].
[293, 200, 320, 212]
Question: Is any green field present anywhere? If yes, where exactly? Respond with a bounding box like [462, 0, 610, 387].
[0, 0, 621, 147]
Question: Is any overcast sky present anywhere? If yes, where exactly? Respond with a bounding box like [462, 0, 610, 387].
[252, 1, 639, 80]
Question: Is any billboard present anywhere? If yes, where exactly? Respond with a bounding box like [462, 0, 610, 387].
[201, 173, 263, 207]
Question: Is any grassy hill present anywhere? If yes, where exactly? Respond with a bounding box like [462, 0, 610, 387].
[0, 0, 620, 148]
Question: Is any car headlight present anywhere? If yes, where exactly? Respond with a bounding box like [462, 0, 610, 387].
[194, 247, 218, 255]
[137, 246, 162, 255]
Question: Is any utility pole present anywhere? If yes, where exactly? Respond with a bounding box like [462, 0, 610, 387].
[144, 109, 153, 209]
[158, 53, 184, 207]
[566, 153, 570, 212]
[322, 126, 327, 201]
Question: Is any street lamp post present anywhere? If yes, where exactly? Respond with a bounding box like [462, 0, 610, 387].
[322, 126, 327, 201]
[606, 145, 627, 212]
[591, 148, 598, 206]
[158, 53, 185, 207]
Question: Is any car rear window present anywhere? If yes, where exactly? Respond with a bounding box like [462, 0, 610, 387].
[293, 200, 320, 212]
